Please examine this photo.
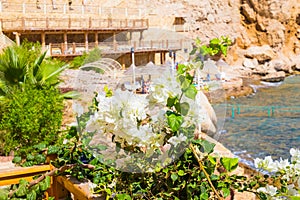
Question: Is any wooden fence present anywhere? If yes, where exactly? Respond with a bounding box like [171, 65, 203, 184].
[1, 17, 149, 31]
[0, 2, 145, 17]
[49, 39, 190, 56]
[0, 164, 103, 200]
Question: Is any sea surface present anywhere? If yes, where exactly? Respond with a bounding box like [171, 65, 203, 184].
[213, 75, 300, 167]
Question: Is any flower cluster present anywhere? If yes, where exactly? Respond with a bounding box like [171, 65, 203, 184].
[254, 148, 300, 199]
[82, 67, 206, 170]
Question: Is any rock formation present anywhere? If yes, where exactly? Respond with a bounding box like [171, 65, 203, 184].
[131, 0, 300, 81]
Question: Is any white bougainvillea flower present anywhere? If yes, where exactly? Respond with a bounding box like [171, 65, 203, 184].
[148, 70, 181, 107]
[287, 184, 300, 196]
[257, 185, 277, 196]
[254, 156, 277, 172]
[290, 148, 300, 163]
[274, 158, 290, 171]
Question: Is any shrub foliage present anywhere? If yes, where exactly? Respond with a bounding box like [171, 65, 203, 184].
[0, 85, 64, 156]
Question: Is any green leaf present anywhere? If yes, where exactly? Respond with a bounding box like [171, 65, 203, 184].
[31, 184, 39, 193]
[210, 174, 219, 181]
[167, 114, 183, 132]
[208, 155, 216, 165]
[290, 197, 300, 200]
[39, 176, 51, 192]
[222, 187, 230, 198]
[189, 48, 197, 55]
[171, 173, 178, 182]
[184, 85, 197, 100]
[116, 194, 132, 200]
[33, 143, 47, 151]
[210, 38, 221, 45]
[177, 64, 186, 75]
[220, 45, 228, 56]
[12, 156, 22, 164]
[39, 182, 48, 192]
[16, 185, 27, 197]
[200, 140, 216, 154]
[180, 77, 191, 91]
[34, 154, 46, 164]
[45, 176, 51, 188]
[26, 154, 35, 161]
[26, 190, 37, 200]
[19, 179, 29, 186]
[178, 170, 185, 176]
[167, 97, 177, 107]
[0, 189, 8, 200]
[179, 102, 190, 116]
[200, 192, 208, 200]
[47, 145, 60, 155]
[220, 157, 239, 172]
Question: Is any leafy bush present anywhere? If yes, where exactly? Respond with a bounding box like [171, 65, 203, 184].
[190, 36, 232, 62]
[0, 85, 64, 156]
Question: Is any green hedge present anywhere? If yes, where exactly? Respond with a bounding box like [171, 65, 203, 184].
[0, 85, 64, 156]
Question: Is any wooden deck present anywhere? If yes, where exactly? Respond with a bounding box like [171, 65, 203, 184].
[49, 40, 186, 57]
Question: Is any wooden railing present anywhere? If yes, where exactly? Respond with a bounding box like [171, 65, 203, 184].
[49, 39, 190, 56]
[0, 2, 145, 17]
[0, 164, 105, 199]
[1, 17, 149, 31]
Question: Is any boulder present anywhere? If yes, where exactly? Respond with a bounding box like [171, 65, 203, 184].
[270, 59, 292, 73]
[198, 91, 217, 135]
[290, 55, 300, 71]
[243, 58, 258, 69]
[240, 3, 256, 23]
[261, 71, 285, 82]
[245, 45, 276, 63]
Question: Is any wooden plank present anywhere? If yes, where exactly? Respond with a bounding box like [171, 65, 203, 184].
[0, 165, 52, 186]
[0, 165, 51, 178]
[56, 176, 105, 200]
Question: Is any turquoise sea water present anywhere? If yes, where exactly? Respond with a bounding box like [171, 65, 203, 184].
[214, 75, 300, 167]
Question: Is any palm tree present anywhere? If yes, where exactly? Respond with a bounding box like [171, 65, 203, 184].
[0, 43, 71, 99]
[0, 44, 68, 86]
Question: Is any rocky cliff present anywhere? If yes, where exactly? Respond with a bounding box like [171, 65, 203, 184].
[133, 0, 300, 79]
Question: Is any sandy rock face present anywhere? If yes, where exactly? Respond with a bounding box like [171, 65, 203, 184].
[139, 0, 298, 67]
[245, 45, 276, 63]
[239, 0, 299, 53]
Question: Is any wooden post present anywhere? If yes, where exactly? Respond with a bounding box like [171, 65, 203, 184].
[49, 43, 52, 56]
[52, 176, 70, 199]
[84, 32, 89, 52]
[113, 32, 116, 51]
[95, 32, 98, 47]
[13, 32, 21, 46]
[63, 32, 68, 54]
[72, 42, 76, 54]
[41, 32, 46, 51]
